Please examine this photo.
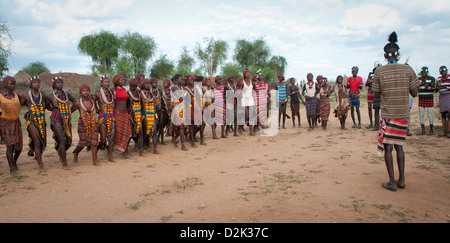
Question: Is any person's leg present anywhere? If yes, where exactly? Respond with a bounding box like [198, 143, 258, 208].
[356, 106, 361, 129]
[382, 144, 397, 191]
[394, 145, 405, 188]
[366, 102, 373, 129]
[351, 106, 356, 127]
[427, 107, 434, 135]
[73, 145, 84, 163]
[28, 124, 45, 171]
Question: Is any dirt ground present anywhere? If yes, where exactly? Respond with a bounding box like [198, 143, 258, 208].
[0, 98, 449, 223]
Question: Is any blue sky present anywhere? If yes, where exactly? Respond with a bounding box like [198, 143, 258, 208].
[1, 0, 450, 82]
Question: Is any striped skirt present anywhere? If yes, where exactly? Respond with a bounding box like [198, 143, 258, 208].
[373, 98, 381, 109]
[113, 109, 131, 152]
[318, 99, 331, 121]
[77, 118, 99, 147]
[377, 118, 408, 156]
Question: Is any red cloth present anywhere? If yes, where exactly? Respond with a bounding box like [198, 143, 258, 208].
[115, 88, 128, 102]
[347, 76, 363, 92]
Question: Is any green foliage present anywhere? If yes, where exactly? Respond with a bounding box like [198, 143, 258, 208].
[150, 54, 174, 79]
[195, 37, 228, 78]
[175, 47, 195, 76]
[0, 18, 12, 78]
[22, 61, 50, 76]
[120, 31, 157, 76]
[268, 56, 288, 75]
[233, 37, 271, 69]
[78, 30, 121, 75]
[221, 63, 243, 79]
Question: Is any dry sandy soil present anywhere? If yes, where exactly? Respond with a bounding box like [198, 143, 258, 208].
[0, 98, 449, 223]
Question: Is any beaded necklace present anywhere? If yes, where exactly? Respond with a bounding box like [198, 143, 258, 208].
[80, 97, 96, 139]
[141, 89, 155, 135]
[99, 88, 114, 135]
[29, 90, 46, 139]
[128, 89, 142, 134]
[54, 89, 71, 137]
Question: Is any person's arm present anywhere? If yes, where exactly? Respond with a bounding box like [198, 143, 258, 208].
[70, 100, 79, 113]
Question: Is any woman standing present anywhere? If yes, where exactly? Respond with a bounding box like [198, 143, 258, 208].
[112, 73, 132, 159]
[48, 76, 76, 169]
[241, 69, 256, 136]
[20, 76, 51, 172]
[93, 75, 114, 161]
[0, 77, 23, 175]
[318, 77, 334, 130]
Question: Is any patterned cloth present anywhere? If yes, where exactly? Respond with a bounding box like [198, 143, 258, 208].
[255, 81, 268, 126]
[349, 91, 360, 107]
[318, 99, 331, 121]
[305, 97, 318, 118]
[214, 85, 226, 125]
[0, 117, 23, 150]
[77, 109, 99, 147]
[377, 118, 408, 156]
[26, 113, 46, 153]
[418, 97, 434, 108]
[373, 98, 381, 109]
[439, 95, 450, 113]
[113, 109, 131, 152]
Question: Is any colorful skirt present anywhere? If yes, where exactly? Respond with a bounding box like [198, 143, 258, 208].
[377, 118, 408, 156]
[418, 97, 434, 107]
[439, 94, 450, 113]
[0, 118, 23, 150]
[113, 109, 132, 152]
[26, 118, 46, 153]
[367, 90, 375, 102]
[77, 118, 99, 147]
[349, 91, 360, 107]
[305, 97, 318, 118]
[50, 111, 72, 150]
[318, 99, 331, 121]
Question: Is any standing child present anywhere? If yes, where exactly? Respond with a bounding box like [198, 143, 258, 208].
[71, 85, 100, 166]
[47, 76, 76, 169]
[160, 79, 173, 144]
[302, 73, 319, 129]
[318, 77, 334, 130]
[288, 77, 302, 127]
[276, 74, 288, 129]
[0, 77, 23, 175]
[141, 78, 159, 154]
[347, 66, 363, 129]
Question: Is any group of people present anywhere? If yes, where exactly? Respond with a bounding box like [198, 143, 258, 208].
[0, 32, 449, 195]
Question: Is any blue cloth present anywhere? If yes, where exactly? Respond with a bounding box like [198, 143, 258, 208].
[277, 83, 287, 102]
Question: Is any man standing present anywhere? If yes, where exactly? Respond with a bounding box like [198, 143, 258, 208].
[347, 66, 363, 129]
[417, 67, 436, 135]
[436, 66, 450, 138]
[372, 32, 420, 192]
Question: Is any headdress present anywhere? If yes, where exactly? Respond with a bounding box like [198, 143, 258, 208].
[113, 73, 126, 86]
[2, 76, 15, 88]
[384, 32, 400, 57]
[52, 76, 63, 89]
[79, 84, 90, 93]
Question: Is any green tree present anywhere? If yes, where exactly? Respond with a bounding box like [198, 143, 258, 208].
[22, 61, 50, 76]
[150, 54, 174, 79]
[0, 18, 12, 78]
[78, 30, 121, 75]
[233, 37, 271, 69]
[195, 37, 228, 78]
[221, 63, 242, 79]
[174, 46, 195, 76]
[268, 55, 288, 75]
[112, 56, 134, 78]
[120, 31, 157, 76]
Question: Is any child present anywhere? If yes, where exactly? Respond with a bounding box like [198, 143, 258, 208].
[333, 75, 350, 130]
[276, 74, 288, 129]
[288, 77, 302, 127]
[318, 77, 334, 130]
[71, 85, 100, 166]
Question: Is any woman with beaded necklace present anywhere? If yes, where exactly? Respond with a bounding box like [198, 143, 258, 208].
[71, 85, 100, 166]
[20, 76, 51, 173]
[47, 76, 76, 170]
[93, 75, 115, 161]
[0, 76, 23, 175]
[111, 73, 132, 159]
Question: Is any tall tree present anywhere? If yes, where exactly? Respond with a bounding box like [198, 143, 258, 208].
[78, 30, 121, 75]
[150, 54, 174, 79]
[268, 55, 288, 75]
[233, 37, 271, 70]
[22, 61, 50, 76]
[195, 37, 228, 78]
[175, 46, 195, 76]
[0, 18, 12, 78]
[120, 31, 157, 76]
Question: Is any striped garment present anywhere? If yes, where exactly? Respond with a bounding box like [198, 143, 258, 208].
[255, 81, 268, 126]
[305, 97, 318, 118]
[276, 82, 287, 102]
[372, 63, 420, 120]
[77, 109, 99, 147]
[0, 117, 23, 150]
[377, 118, 408, 156]
[113, 109, 131, 152]
[214, 85, 225, 125]
[318, 99, 331, 121]
[418, 77, 435, 99]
